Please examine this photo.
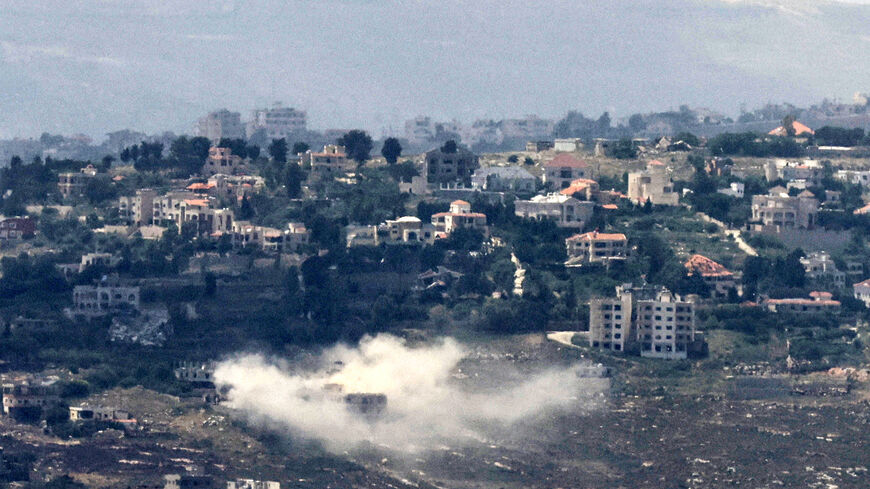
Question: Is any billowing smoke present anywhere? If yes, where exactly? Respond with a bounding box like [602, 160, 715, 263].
[214, 334, 606, 452]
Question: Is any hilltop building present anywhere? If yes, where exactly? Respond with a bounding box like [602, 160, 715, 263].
[470, 166, 536, 192]
[565, 231, 628, 267]
[627, 160, 679, 205]
[420, 145, 479, 186]
[514, 193, 594, 228]
[2, 376, 59, 418]
[302, 145, 352, 180]
[801, 251, 846, 287]
[247, 104, 306, 140]
[430, 200, 488, 236]
[70, 277, 140, 319]
[543, 154, 590, 190]
[203, 147, 246, 177]
[194, 109, 244, 142]
[57, 165, 97, 199]
[750, 187, 819, 231]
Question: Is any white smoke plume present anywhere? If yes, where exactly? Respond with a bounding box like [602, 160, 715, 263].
[214, 334, 606, 452]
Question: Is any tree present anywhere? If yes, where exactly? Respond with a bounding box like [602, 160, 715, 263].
[381, 137, 402, 164]
[269, 138, 288, 163]
[238, 195, 254, 220]
[203, 272, 217, 297]
[507, 154, 519, 163]
[441, 139, 458, 154]
[781, 115, 796, 137]
[218, 138, 248, 158]
[292, 142, 310, 155]
[246, 145, 261, 159]
[337, 130, 373, 164]
[284, 161, 303, 198]
[609, 138, 637, 159]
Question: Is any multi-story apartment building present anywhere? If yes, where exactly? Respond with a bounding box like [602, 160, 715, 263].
[247, 104, 307, 140]
[750, 187, 819, 231]
[303, 145, 352, 179]
[230, 221, 310, 253]
[565, 231, 628, 267]
[2, 376, 59, 417]
[57, 164, 97, 199]
[202, 147, 246, 177]
[431, 200, 488, 236]
[118, 188, 157, 226]
[194, 109, 245, 142]
[589, 284, 697, 359]
[514, 194, 594, 228]
[764, 159, 823, 185]
[627, 160, 679, 205]
[420, 144, 479, 186]
[151, 192, 234, 236]
[543, 153, 590, 190]
[684, 254, 736, 297]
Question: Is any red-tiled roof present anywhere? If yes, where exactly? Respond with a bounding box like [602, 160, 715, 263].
[431, 212, 487, 218]
[765, 298, 840, 306]
[601, 204, 619, 210]
[685, 254, 733, 277]
[451, 200, 470, 206]
[853, 278, 870, 287]
[768, 121, 814, 136]
[186, 182, 215, 190]
[648, 160, 665, 166]
[183, 199, 210, 207]
[809, 291, 833, 299]
[567, 231, 627, 242]
[560, 178, 599, 196]
[545, 153, 588, 168]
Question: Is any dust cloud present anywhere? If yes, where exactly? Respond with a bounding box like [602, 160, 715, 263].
[214, 334, 606, 452]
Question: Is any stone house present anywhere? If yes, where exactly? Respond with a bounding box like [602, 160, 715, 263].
[543, 153, 590, 190]
[565, 231, 628, 267]
[627, 160, 679, 205]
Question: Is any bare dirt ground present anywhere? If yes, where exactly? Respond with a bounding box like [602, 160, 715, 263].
[1, 335, 868, 488]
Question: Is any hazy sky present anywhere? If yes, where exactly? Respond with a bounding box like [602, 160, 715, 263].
[1, 0, 868, 140]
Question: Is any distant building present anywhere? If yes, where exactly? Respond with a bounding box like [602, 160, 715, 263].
[499, 115, 554, 140]
[345, 225, 379, 247]
[302, 145, 352, 179]
[69, 405, 134, 424]
[71, 278, 140, 319]
[514, 193, 594, 228]
[750, 187, 819, 231]
[194, 109, 244, 142]
[151, 192, 234, 237]
[231, 221, 310, 253]
[684, 254, 736, 296]
[57, 165, 97, 199]
[543, 153, 590, 190]
[421, 145, 479, 186]
[589, 284, 698, 359]
[79, 252, 116, 272]
[470, 166, 536, 192]
[717, 182, 744, 199]
[627, 160, 679, 205]
[526, 141, 553, 152]
[431, 200, 488, 236]
[118, 188, 157, 226]
[553, 138, 583, 153]
[404, 116, 438, 145]
[165, 474, 214, 489]
[853, 279, 870, 308]
[203, 147, 246, 177]
[2, 376, 59, 417]
[801, 251, 846, 287]
[0, 217, 36, 240]
[565, 231, 628, 267]
[382, 216, 436, 245]
[763, 291, 840, 314]
[836, 169, 870, 188]
[764, 159, 823, 184]
[247, 104, 307, 140]
[227, 480, 280, 489]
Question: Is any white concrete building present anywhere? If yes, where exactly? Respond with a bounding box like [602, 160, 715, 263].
[853, 279, 870, 308]
[514, 193, 594, 228]
[565, 231, 628, 267]
[430, 200, 488, 236]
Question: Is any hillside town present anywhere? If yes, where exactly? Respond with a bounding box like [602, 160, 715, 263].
[1, 98, 870, 486]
